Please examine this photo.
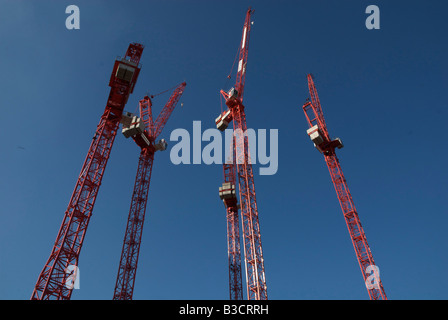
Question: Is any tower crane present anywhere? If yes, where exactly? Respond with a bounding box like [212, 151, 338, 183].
[31, 43, 144, 300]
[215, 8, 268, 300]
[113, 82, 186, 300]
[302, 74, 387, 300]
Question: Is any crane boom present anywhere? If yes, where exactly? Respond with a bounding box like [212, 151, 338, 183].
[305, 74, 330, 141]
[31, 43, 144, 300]
[302, 74, 387, 300]
[153, 82, 187, 138]
[234, 8, 254, 102]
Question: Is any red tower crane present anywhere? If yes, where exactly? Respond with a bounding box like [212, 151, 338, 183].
[302, 74, 387, 300]
[216, 8, 268, 300]
[31, 43, 144, 300]
[113, 82, 186, 300]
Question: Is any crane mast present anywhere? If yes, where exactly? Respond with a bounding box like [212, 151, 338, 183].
[220, 154, 243, 300]
[216, 8, 268, 300]
[302, 74, 387, 300]
[113, 82, 186, 300]
[31, 43, 144, 300]
[113, 148, 154, 300]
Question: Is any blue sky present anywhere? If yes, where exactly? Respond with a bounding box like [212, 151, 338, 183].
[0, 0, 447, 300]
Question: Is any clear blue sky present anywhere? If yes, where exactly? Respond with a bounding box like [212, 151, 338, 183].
[0, 0, 447, 300]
